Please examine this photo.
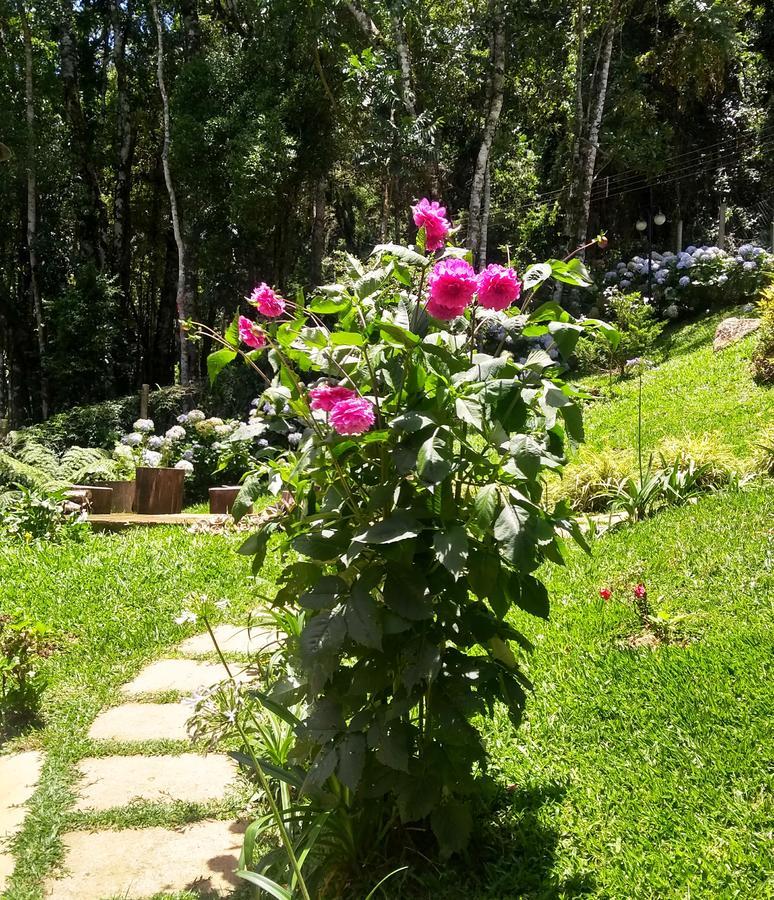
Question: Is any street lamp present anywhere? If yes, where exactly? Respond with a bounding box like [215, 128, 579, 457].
[636, 194, 666, 303]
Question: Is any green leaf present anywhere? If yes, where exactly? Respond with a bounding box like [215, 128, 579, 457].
[417, 429, 453, 484]
[236, 871, 292, 899]
[455, 396, 484, 431]
[232, 473, 267, 522]
[402, 642, 442, 691]
[521, 262, 552, 291]
[548, 321, 584, 357]
[488, 635, 517, 668]
[330, 331, 365, 346]
[384, 566, 431, 620]
[355, 511, 421, 545]
[377, 320, 421, 347]
[433, 526, 468, 579]
[224, 313, 240, 348]
[472, 484, 500, 531]
[300, 611, 347, 662]
[431, 800, 473, 858]
[372, 243, 429, 268]
[345, 582, 382, 649]
[207, 347, 237, 385]
[494, 502, 530, 565]
[391, 411, 436, 433]
[397, 776, 441, 822]
[518, 574, 550, 618]
[309, 295, 351, 314]
[237, 530, 269, 572]
[368, 720, 411, 772]
[293, 529, 350, 560]
[547, 257, 593, 287]
[363, 867, 409, 900]
[299, 575, 347, 610]
[336, 733, 366, 792]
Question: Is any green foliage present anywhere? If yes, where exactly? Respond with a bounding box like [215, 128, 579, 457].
[0, 483, 89, 543]
[209, 232, 615, 868]
[560, 447, 634, 512]
[753, 425, 774, 477]
[0, 609, 56, 726]
[751, 285, 774, 384]
[575, 290, 663, 376]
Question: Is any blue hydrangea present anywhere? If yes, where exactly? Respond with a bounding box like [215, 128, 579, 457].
[743, 260, 757, 271]
[679, 276, 690, 288]
[620, 279, 631, 289]
[605, 271, 618, 281]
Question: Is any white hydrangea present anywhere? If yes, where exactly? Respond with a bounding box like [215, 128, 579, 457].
[186, 409, 206, 423]
[147, 435, 164, 450]
[175, 459, 194, 474]
[141, 449, 163, 467]
[122, 432, 143, 447]
[114, 444, 134, 461]
[165, 425, 187, 442]
[133, 418, 155, 433]
[214, 423, 234, 438]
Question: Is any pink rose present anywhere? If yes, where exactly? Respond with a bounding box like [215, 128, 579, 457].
[309, 384, 358, 412]
[329, 397, 376, 435]
[426, 257, 478, 320]
[248, 282, 286, 318]
[238, 315, 267, 350]
[477, 264, 522, 311]
[412, 198, 450, 252]
[634, 583, 647, 599]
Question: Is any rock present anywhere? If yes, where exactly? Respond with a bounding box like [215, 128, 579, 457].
[713, 317, 760, 352]
[88, 702, 192, 742]
[178, 624, 277, 658]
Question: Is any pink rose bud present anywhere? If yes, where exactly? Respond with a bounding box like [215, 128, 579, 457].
[238, 316, 267, 350]
[599, 588, 612, 601]
[633, 583, 647, 599]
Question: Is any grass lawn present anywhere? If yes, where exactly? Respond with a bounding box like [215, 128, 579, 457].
[580, 309, 773, 464]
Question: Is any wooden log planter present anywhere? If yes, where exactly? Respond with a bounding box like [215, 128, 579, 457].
[209, 486, 252, 515]
[133, 467, 185, 515]
[71, 485, 114, 515]
[105, 480, 136, 513]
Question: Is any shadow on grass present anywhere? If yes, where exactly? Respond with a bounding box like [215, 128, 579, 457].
[398, 783, 595, 899]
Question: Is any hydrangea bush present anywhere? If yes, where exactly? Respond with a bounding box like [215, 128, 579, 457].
[600, 243, 773, 316]
[208, 200, 617, 857]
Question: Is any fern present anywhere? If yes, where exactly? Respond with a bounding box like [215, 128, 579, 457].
[14, 441, 60, 477]
[0, 449, 60, 491]
[58, 446, 121, 484]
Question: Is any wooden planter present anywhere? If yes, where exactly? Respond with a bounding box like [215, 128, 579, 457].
[106, 480, 136, 513]
[133, 467, 184, 515]
[71, 484, 113, 515]
[209, 486, 251, 515]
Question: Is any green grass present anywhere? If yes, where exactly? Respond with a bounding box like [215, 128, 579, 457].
[421, 484, 774, 899]
[0, 527, 275, 900]
[580, 309, 773, 464]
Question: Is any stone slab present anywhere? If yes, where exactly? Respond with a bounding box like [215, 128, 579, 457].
[45, 819, 244, 899]
[88, 703, 191, 743]
[713, 316, 760, 351]
[0, 750, 44, 892]
[178, 624, 277, 658]
[74, 754, 238, 811]
[121, 659, 229, 696]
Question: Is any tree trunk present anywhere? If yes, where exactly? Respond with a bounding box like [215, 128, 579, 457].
[151, 0, 193, 385]
[310, 176, 327, 286]
[390, 7, 416, 118]
[477, 163, 491, 269]
[573, 22, 615, 248]
[468, 0, 505, 263]
[19, 4, 49, 418]
[58, 8, 108, 269]
[110, 0, 135, 319]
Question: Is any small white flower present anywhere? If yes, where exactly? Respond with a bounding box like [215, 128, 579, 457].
[174, 610, 198, 625]
[214, 598, 230, 610]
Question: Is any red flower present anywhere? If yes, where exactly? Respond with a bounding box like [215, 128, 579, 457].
[599, 587, 612, 601]
[634, 583, 647, 599]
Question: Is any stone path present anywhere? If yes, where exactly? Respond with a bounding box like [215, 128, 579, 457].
[0, 623, 269, 899]
[0, 750, 44, 893]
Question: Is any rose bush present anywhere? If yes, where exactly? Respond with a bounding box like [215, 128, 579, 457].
[208, 201, 618, 860]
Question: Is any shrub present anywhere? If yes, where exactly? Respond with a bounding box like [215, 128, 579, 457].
[206, 202, 618, 879]
[561, 447, 633, 512]
[751, 286, 774, 384]
[0, 610, 57, 724]
[598, 243, 774, 317]
[0, 484, 89, 543]
[655, 435, 740, 489]
[575, 289, 663, 376]
[753, 426, 774, 476]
